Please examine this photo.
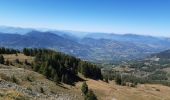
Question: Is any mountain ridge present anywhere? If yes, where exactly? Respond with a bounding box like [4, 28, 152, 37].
[0, 26, 170, 63]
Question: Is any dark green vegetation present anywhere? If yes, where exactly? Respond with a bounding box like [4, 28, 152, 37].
[0, 47, 102, 85]
[23, 48, 102, 84]
[103, 70, 170, 87]
[0, 47, 101, 99]
[103, 49, 170, 87]
[81, 82, 97, 100]
[0, 55, 4, 64]
[85, 90, 97, 100]
[81, 82, 88, 95]
[1, 46, 170, 88]
[0, 47, 20, 54]
[23, 48, 39, 56]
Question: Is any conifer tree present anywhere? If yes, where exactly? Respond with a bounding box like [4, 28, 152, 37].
[81, 82, 88, 95]
[54, 74, 59, 83]
[0, 55, 4, 64]
[115, 74, 122, 85]
[85, 90, 97, 100]
[5, 59, 10, 65]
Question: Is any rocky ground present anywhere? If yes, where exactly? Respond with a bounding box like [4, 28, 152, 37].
[0, 64, 82, 100]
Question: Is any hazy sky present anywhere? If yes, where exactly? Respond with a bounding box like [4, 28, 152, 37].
[0, 0, 170, 37]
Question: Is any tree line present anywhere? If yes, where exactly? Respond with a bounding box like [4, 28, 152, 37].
[0, 55, 4, 64]
[23, 48, 102, 84]
[0, 47, 102, 84]
[23, 48, 50, 56]
[0, 47, 20, 65]
[0, 47, 20, 54]
[103, 69, 170, 87]
[78, 61, 102, 80]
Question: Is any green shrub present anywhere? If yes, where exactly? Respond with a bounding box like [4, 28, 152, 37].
[81, 82, 88, 95]
[12, 75, 19, 84]
[85, 90, 97, 100]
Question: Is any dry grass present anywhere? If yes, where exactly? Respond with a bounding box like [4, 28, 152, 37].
[0, 64, 83, 100]
[75, 78, 170, 100]
[2, 54, 170, 100]
[163, 68, 170, 73]
[3, 54, 34, 64]
[1, 54, 83, 99]
[0, 89, 28, 100]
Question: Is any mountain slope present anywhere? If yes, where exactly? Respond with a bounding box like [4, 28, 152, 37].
[1, 52, 170, 100]
[80, 38, 153, 62]
[0, 26, 33, 34]
[0, 63, 82, 100]
[151, 49, 170, 59]
[112, 49, 170, 86]
[0, 31, 93, 60]
[0, 29, 170, 62]
[85, 33, 170, 51]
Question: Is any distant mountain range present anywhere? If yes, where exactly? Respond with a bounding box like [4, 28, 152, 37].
[0, 26, 170, 63]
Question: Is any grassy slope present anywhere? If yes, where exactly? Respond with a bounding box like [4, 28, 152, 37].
[76, 79, 170, 100]
[1, 54, 83, 100]
[2, 54, 170, 100]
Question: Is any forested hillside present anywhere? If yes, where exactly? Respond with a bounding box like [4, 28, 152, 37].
[1, 48, 170, 100]
[23, 48, 102, 84]
[102, 49, 170, 87]
[0, 47, 102, 85]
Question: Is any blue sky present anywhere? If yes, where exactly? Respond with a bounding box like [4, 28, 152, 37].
[0, 0, 170, 37]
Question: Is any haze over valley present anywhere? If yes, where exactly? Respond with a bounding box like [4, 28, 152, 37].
[0, 0, 170, 100]
[0, 26, 170, 63]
